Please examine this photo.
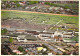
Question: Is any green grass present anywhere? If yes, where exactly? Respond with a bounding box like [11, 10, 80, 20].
[1, 11, 79, 27]
[64, 37, 79, 42]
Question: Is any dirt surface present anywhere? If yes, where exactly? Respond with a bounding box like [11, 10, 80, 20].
[1, 10, 78, 17]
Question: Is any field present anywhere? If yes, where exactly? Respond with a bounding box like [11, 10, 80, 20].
[1, 10, 79, 31]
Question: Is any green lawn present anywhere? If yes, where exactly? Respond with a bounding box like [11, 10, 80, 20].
[1, 11, 79, 26]
[64, 37, 79, 42]
[1, 10, 79, 32]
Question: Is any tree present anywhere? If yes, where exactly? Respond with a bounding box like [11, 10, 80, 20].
[9, 37, 14, 43]
[6, 4, 10, 8]
[1, 28, 7, 35]
[29, 1, 38, 5]
[63, 52, 67, 55]
[12, 53, 17, 55]
[56, 52, 60, 55]
[1, 49, 8, 55]
[18, 46, 24, 52]
[41, 50, 47, 55]
[42, 51, 47, 55]
[16, 4, 21, 7]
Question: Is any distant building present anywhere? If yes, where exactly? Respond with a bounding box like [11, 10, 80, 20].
[16, 29, 26, 33]
[1, 25, 11, 29]
[26, 31, 39, 35]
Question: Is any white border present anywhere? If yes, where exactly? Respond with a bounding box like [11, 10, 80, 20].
[0, 0, 79, 56]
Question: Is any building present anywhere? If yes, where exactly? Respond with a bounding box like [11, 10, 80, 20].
[63, 34, 74, 38]
[1, 35, 10, 38]
[54, 31, 63, 37]
[18, 38, 27, 42]
[38, 32, 55, 41]
[42, 48, 47, 52]
[54, 36, 63, 42]
[17, 35, 27, 42]
[54, 31, 74, 38]
[16, 29, 26, 33]
[26, 31, 39, 35]
[13, 50, 23, 55]
[75, 43, 79, 46]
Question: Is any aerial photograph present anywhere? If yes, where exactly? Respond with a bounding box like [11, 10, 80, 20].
[1, 0, 79, 55]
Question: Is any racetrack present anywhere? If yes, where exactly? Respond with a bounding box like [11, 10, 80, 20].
[1, 10, 78, 17]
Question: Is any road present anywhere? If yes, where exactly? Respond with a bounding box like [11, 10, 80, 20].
[2, 41, 59, 45]
[13, 41, 53, 44]
[2, 41, 49, 45]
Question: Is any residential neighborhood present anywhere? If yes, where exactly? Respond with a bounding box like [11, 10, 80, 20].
[1, 1, 79, 15]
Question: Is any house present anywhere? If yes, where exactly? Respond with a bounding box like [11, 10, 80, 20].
[13, 50, 23, 55]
